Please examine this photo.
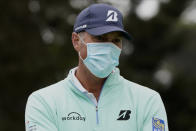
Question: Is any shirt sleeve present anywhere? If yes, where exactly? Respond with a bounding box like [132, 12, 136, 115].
[142, 93, 169, 131]
[25, 92, 58, 131]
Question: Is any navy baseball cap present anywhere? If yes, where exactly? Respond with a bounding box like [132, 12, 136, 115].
[73, 3, 131, 39]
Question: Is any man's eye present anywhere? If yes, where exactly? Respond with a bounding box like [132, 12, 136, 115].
[112, 39, 122, 43]
[96, 36, 106, 41]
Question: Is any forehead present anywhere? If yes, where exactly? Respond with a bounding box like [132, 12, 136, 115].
[81, 31, 123, 40]
[96, 32, 123, 38]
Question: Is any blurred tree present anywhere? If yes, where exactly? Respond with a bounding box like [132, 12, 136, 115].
[0, 0, 195, 130]
[121, 0, 196, 130]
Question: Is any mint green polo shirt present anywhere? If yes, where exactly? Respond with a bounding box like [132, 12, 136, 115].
[25, 68, 169, 131]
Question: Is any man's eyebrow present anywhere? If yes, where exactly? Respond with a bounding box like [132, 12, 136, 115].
[92, 35, 105, 40]
[92, 33, 123, 40]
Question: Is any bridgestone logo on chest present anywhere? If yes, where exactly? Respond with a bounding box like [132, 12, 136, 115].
[117, 110, 131, 120]
[62, 112, 86, 122]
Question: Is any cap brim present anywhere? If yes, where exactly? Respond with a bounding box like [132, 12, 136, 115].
[85, 26, 132, 40]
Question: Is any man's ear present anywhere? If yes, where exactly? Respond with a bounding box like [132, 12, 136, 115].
[72, 32, 80, 52]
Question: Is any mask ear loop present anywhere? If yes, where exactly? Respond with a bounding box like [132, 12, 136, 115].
[78, 35, 86, 61]
[79, 52, 84, 61]
[78, 35, 86, 45]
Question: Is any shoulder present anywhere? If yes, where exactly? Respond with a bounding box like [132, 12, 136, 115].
[26, 78, 71, 108]
[123, 77, 158, 95]
[121, 77, 164, 110]
[120, 77, 160, 102]
[31, 79, 65, 98]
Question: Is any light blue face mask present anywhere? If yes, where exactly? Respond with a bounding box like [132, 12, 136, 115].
[79, 37, 121, 78]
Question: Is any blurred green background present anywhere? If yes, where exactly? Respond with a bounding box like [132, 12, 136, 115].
[0, 0, 196, 130]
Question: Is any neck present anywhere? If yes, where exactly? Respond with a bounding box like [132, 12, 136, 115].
[75, 62, 106, 100]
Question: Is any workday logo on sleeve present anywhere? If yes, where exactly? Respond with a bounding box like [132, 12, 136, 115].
[26, 121, 37, 131]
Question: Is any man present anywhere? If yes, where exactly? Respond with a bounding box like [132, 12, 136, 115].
[25, 3, 169, 131]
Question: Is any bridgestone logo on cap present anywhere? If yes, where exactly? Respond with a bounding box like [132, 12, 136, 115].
[106, 10, 118, 22]
[75, 24, 87, 31]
